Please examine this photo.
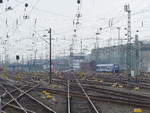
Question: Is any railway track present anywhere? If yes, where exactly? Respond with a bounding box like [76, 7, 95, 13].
[53, 74, 150, 92]
[1, 85, 28, 113]
[53, 75, 150, 94]
[48, 76, 150, 108]
[66, 73, 101, 113]
[52, 78, 150, 100]
[1, 72, 150, 113]
[70, 83, 150, 101]
[0, 79, 56, 113]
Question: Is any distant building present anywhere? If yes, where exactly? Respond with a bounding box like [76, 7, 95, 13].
[90, 41, 150, 72]
[69, 54, 85, 71]
[6, 59, 54, 72]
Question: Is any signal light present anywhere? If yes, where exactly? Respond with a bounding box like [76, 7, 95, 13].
[16, 55, 20, 60]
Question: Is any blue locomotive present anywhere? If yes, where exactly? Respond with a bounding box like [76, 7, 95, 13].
[96, 64, 119, 73]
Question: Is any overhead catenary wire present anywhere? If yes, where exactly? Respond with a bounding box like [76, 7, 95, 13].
[0, 0, 150, 60]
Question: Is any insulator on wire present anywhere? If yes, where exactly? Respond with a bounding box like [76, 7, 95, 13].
[25, 3, 28, 7]
[76, 13, 81, 18]
[96, 32, 100, 35]
[16, 19, 18, 25]
[23, 15, 29, 19]
[141, 21, 143, 27]
[8, 6, 12, 10]
[74, 29, 76, 32]
[77, 0, 80, 4]
[76, 21, 79, 25]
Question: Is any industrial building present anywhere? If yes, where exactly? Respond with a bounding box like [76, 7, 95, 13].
[90, 40, 150, 73]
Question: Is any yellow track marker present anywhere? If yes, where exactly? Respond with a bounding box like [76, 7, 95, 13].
[133, 108, 142, 112]
[42, 91, 51, 95]
[42, 90, 47, 94]
[134, 87, 140, 91]
[118, 85, 123, 88]
[112, 83, 118, 87]
[52, 85, 59, 88]
[97, 80, 103, 83]
[47, 95, 53, 99]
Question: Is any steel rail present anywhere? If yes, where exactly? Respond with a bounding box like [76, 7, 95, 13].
[70, 83, 150, 102]
[2, 102, 36, 113]
[2, 82, 56, 113]
[36, 76, 150, 108]
[1, 84, 39, 108]
[0, 85, 28, 113]
[53, 78, 150, 102]
[21, 90, 56, 113]
[13, 84, 56, 113]
[73, 74, 101, 113]
[46, 78, 150, 101]
[67, 80, 71, 113]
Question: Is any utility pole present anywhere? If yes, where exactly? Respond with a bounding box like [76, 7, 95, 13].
[117, 27, 120, 46]
[95, 28, 102, 63]
[117, 27, 121, 64]
[135, 33, 140, 76]
[34, 49, 37, 72]
[69, 43, 73, 70]
[96, 31, 100, 49]
[95, 31, 100, 63]
[48, 28, 52, 84]
[16, 55, 20, 73]
[124, 4, 132, 80]
[69, 0, 82, 71]
[80, 39, 83, 55]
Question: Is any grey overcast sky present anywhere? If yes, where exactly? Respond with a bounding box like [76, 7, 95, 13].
[0, 0, 150, 62]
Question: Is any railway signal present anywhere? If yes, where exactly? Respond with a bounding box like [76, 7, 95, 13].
[16, 55, 20, 61]
[23, 2, 29, 19]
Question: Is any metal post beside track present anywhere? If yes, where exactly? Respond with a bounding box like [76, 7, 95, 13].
[48, 28, 52, 84]
[67, 80, 71, 113]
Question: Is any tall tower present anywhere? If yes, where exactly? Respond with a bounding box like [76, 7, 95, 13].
[124, 4, 132, 80]
[70, 0, 82, 69]
[134, 34, 140, 76]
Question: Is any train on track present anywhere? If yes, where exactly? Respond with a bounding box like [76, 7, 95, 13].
[96, 64, 119, 73]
